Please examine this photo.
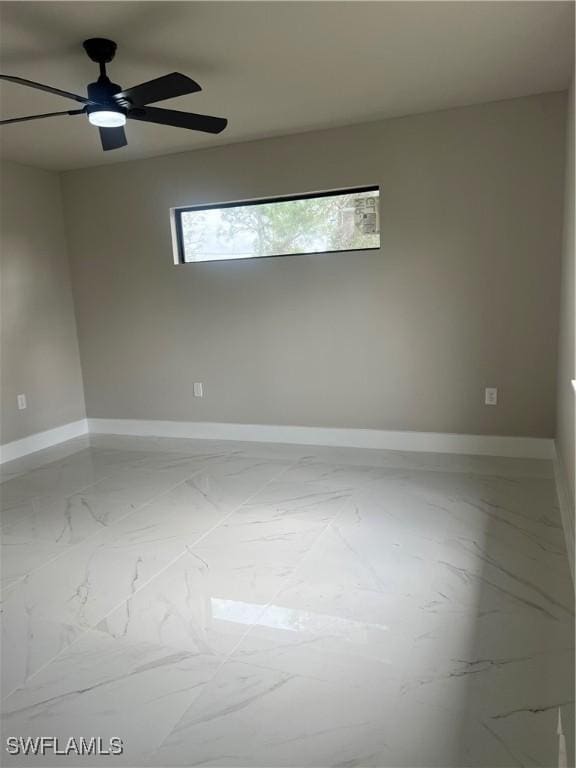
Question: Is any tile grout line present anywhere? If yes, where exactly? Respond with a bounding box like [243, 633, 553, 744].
[0, 449, 237, 599]
[2, 453, 307, 702]
[208, 477, 381, 662]
[221, 485, 353, 662]
[0, 436, 93, 484]
[148, 481, 354, 763]
[1, 471, 145, 597]
[92, 454, 308, 637]
[1, 451, 243, 700]
[145, 456, 327, 764]
[0, 451, 147, 598]
[2, 446, 132, 499]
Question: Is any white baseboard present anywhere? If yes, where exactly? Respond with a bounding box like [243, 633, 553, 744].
[0, 419, 89, 465]
[554, 446, 575, 585]
[87, 418, 554, 459]
[0, 417, 554, 466]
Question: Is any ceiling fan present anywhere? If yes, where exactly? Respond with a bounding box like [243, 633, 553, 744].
[0, 38, 228, 151]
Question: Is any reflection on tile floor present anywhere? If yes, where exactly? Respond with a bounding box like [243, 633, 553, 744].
[1, 435, 574, 767]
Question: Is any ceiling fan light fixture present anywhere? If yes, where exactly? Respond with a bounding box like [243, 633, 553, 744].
[88, 108, 126, 128]
[0, 38, 228, 151]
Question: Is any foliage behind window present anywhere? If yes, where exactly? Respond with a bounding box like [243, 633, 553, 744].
[174, 187, 380, 263]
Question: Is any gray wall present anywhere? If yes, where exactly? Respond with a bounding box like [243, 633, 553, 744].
[557, 77, 575, 518]
[62, 93, 566, 437]
[0, 161, 86, 444]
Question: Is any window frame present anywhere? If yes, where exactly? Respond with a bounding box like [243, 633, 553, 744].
[171, 185, 380, 264]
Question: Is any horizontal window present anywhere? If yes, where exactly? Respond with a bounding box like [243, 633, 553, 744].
[172, 186, 380, 263]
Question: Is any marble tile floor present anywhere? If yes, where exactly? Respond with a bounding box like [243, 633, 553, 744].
[0, 435, 573, 767]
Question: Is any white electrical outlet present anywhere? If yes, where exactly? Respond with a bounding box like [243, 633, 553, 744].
[193, 382, 203, 398]
[17, 393, 27, 410]
[485, 387, 498, 406]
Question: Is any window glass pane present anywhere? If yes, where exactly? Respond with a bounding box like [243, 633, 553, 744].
[177, 187, 380, 263]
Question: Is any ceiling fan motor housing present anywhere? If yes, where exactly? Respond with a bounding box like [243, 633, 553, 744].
[87, 78, 123, 105]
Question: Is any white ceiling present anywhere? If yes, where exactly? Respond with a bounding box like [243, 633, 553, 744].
[0, 1, 573, 171]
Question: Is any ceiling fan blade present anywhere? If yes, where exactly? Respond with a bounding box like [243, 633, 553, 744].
[0, 109, 84, 125]
[116, 73, 201, 106]
[128, 106, 227, 134]
[99, 126, 128, 151]
[0, 74, 92, 104]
